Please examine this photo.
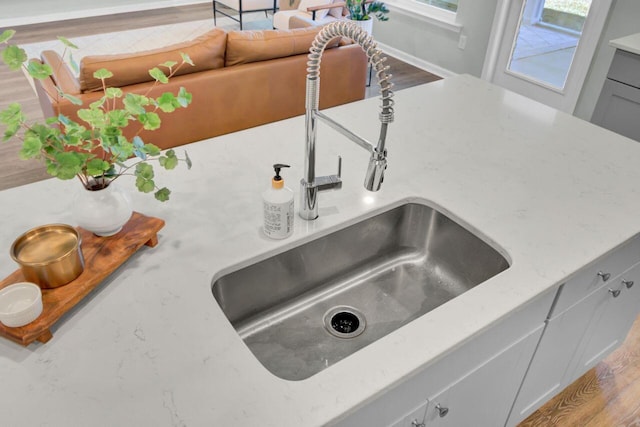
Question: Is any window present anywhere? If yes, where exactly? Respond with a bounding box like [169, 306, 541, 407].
[384, 0, 461, 32]
[416, 0, 458, 13]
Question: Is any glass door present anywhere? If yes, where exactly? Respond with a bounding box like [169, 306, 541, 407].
[508, 0, 591, 89]
[487, 0, 612, 113]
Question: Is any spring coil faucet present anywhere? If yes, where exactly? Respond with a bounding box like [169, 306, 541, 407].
[300, 21, 395, 220]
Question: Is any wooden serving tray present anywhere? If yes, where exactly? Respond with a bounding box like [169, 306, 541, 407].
[0, 212, 165, 346]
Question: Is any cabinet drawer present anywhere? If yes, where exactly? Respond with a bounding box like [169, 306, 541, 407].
[551, 235, 640, 317]
[608, 50, 640, 89]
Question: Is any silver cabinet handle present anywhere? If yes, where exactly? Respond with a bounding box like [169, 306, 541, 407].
[608, 288, 621, 298]
[622, 279, 634, 289]
[435, 404, 449, 418]
[411, 420, 425, 427]
[598, 271, 611, 281]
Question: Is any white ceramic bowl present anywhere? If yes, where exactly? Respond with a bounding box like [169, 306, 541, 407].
[0, 282, 43, 327]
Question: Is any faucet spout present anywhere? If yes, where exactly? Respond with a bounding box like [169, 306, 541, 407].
[300, 21, 395, 220]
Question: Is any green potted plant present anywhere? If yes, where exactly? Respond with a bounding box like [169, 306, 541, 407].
[346, 0, 389, 31]
[0, 30, 194, 235]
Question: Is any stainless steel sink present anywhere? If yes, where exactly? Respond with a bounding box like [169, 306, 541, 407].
[211, 202, 509, 381]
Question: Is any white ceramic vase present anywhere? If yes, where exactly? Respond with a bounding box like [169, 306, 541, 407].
[72, 183, 133, 237]
[349, 18, 373, 35]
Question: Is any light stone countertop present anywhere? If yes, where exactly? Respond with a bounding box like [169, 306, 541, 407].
[1, 74, 640, 426]
[610, 32, 640, 55]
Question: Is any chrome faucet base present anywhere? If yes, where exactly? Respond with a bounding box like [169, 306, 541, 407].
[300, 180, 319, 220]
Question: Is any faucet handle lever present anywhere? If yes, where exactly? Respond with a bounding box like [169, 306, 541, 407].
[315, 155, 343, 191]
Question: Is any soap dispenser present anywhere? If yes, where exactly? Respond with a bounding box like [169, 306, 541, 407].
[263, 164, 294, 239]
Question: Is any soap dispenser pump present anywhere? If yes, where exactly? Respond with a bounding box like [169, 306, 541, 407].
[262, 164, 294, 239]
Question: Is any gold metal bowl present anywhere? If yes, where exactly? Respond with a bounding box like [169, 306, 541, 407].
[10, 224, 85, 289]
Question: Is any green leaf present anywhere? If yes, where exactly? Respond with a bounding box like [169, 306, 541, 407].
[132, 136, 147, 159]
[0, 30, 16, 44]
[132, 136, 145, 149]
[156, 92, 179, 113]
[89, 98, 106, 110]
[57, 36, 79, 50]
[60, 92, 83, 105]
[154, 187, 171, 202]
[68, 53, 79, 74]
[46, 116, 60, 125]
[26, 61, 52, 79]
[58, 114, 84, 133]
[2, 45, 27, 70]
[123, 93, 149, 115]
[177, 87, 192, 108]
[0, 103, 23, 124]
[77, 108, 106, 128]
[107, 109, 129, 127]
[1, 104, 25, 140]
[136, 162, 154, 180]
[139, 112, 161, 130]
[149, 67, 168, 84]
[136, 176, 155, 193]
[93, 68, 113, 80]
[161, 60, 178, 69]
[86, 158, 111, 176]
[159, 151, 178, 170]
[108, 136, 134, 160]
[144, 143, 161, 156]
[3, 121, 21, 141]
[105, 87, 123, 99]
[185, 150, 192, 169]
[50, 151, 85, 179]
[180, 52, 194, 66]
[100, 126, 123, 147]
[20, 132, 43, 158]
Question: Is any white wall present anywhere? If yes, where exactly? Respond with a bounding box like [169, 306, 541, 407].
[574, 0, 640, 120]
[372, 0, 499, 77]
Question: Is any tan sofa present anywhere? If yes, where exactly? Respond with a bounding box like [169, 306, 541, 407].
[34, 26, 367, 150]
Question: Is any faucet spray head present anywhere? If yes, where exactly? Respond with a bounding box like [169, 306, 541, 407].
[364, 149, 387, 191]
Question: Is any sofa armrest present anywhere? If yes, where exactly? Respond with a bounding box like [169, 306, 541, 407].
[307, 2, 346, 19]
[40, 50, 81, 95]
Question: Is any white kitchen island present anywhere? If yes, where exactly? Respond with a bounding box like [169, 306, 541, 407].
[1, 74, 639, 426]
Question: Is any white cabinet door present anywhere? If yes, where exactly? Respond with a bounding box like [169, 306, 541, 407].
[508, 262, 640, 426]
[591, 78, 640, 142]
[423, 327, 542, 427]
[506, 290, 602, 425]
[570, 263, 640, 378]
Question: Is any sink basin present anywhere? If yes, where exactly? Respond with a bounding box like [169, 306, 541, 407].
[211, 202, 509, 380]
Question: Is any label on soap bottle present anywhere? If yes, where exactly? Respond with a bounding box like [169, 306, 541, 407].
[263, 198, 294, 239]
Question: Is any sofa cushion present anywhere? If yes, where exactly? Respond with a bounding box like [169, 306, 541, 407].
[298, 0, 332, 20]
[79, 28, 228, 92]
[328, 0, 345, 18]
[225, 27, 338, 66]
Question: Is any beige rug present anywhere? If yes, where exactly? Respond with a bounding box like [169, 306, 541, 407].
[19, 15, 273, 88]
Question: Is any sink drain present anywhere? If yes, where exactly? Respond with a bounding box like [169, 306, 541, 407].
[324, 306, 366, 339]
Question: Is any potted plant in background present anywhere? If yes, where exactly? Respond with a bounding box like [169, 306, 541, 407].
[0, 30, 193, 236]
[346, 0, 389, 34]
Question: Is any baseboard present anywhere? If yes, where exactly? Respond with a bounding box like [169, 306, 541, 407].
[376, 42, 457, 79]
[0, 0, 210, 27]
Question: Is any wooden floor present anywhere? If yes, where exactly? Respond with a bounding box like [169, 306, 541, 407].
[520, 314, 640, 426]
[3, 6, 640, 426]
[0, 4, 440, 191]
